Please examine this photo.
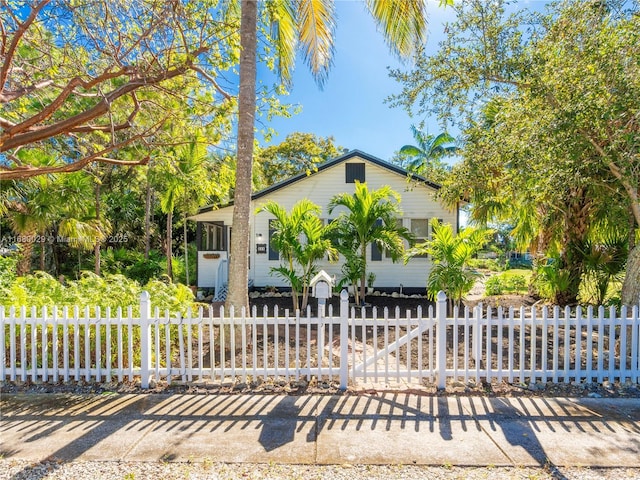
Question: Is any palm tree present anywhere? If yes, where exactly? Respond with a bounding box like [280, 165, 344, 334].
[157, 137, 212, 282]
[227, 0, 449, 312]
[257, 199, 337, 311]
[399, 125, 457, 183]
[258, 199, 315, 311]
[4, 171, 110, 277]
[5, 181, 52, 276]
[3, 153, 61, 275]
[328, 181, 412, 304]
[406, 219, 491, 311]
[296, 214, 338, 309]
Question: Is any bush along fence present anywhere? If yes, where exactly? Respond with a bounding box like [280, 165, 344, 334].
[1, 291, 639, 390]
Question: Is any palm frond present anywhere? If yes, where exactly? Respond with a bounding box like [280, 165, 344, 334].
[268, 0, 298, 85]
[399, 145, 424, 157]
[365, 0, 428, 59]
[296, 0, 336, 87]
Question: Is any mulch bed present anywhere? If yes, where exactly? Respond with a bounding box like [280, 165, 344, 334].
[2, 377, 639, 398]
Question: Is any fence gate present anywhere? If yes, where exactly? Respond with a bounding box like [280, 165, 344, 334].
[342, 303, 439, 388]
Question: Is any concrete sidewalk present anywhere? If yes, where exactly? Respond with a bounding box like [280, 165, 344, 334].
[1, 393, 639, 467]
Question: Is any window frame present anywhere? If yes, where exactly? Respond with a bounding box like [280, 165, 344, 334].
[409, 218, 429, 259]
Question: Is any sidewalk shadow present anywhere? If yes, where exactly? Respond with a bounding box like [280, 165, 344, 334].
[2, 392, 639, 479]
[1, 394, 152, 480]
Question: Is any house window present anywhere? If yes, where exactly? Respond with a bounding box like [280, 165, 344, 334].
[200, 223, 225, 250]
[411, 218, 429, 258]
[345, 163, 365, 183]
[216, 225, 225, 250]
[268, 219, 279, 260]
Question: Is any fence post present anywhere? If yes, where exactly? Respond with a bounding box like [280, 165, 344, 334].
[472, 303, 482, 363]
[339, 289, 349, 390]
[436, 291, 447, 389]
[140, 291, 151, 389]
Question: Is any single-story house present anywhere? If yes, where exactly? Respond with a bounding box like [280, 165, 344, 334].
[189, 150, 460, 299]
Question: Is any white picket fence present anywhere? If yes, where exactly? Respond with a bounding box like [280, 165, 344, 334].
[1, 291, 639, 389]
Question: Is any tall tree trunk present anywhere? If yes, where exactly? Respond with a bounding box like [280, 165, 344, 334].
[556, 188, 592, 306]
[226, 0, 257, 312]
[94, 182, 101, 276]
[184, 213, 189, 286]
[166, 211, 173, 281]
[39, 232, 45, 271]
[145, 172, 152, 260]
[16, 234, 34, 276]
[360, 244, 367, 305]
[52, 231, 60, 277]
[622, 244, 640, 307]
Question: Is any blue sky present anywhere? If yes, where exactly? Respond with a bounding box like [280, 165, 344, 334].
[257, 0, 459, 162]
[256, 1, 551, 162]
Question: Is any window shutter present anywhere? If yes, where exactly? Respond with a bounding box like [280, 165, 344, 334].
[371, 242, 382, 261]
[268, 220, 279, 260]
[371, 219, 382, 261]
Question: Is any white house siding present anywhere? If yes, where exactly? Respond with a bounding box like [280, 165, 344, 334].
[192, 206, 234, 289]
[251, 157, 457, 290]
[197, 251, 228, 288]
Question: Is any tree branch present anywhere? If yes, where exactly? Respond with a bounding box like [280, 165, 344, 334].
[69, 92, 140, 134]
[0, 50, 205, 152]
[1, 67, 130, 130]
[93, 156, 150, 165]
[483, 75, 530, 89]
[0, 0, 51, 98]
[193, 66, 232, 100]
[0, 135, 151, 180]
[0, 79, 55, 103]
[0, 116, 16, 129]
[574, 124, 640, 226]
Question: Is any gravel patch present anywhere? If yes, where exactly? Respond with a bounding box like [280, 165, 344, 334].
[2, 377, 639, 398]
[1, 460, 639, 480]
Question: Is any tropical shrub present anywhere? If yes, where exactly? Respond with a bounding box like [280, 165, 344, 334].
[101, 248, 164, 284]
[335, 251, 365, 305]
[173, 243, 198, 286]
[0, 255, 18, 288]
[485, 273, 528, 296]
[533, 260, 572, 304]
[0, 271, 194, 315]
[468, 258, 504, 272]
[0, 272, 195, 371]
[257, 199, 338, 310]
[579, 234, 627, 306]
[406, 220, 492, 310]
[485, 275, 503, 296]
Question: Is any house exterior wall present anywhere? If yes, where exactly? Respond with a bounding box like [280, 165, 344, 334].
[250, 158, 457, 290]
[193, 153, 458, 291]
[197, 251, 228, 288]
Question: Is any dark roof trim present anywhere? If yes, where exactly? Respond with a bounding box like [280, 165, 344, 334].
[197, 149, 441, 214]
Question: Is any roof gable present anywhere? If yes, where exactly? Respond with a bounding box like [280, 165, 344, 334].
[253, 149, 440, 200]
[197, 150, 441, 215]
